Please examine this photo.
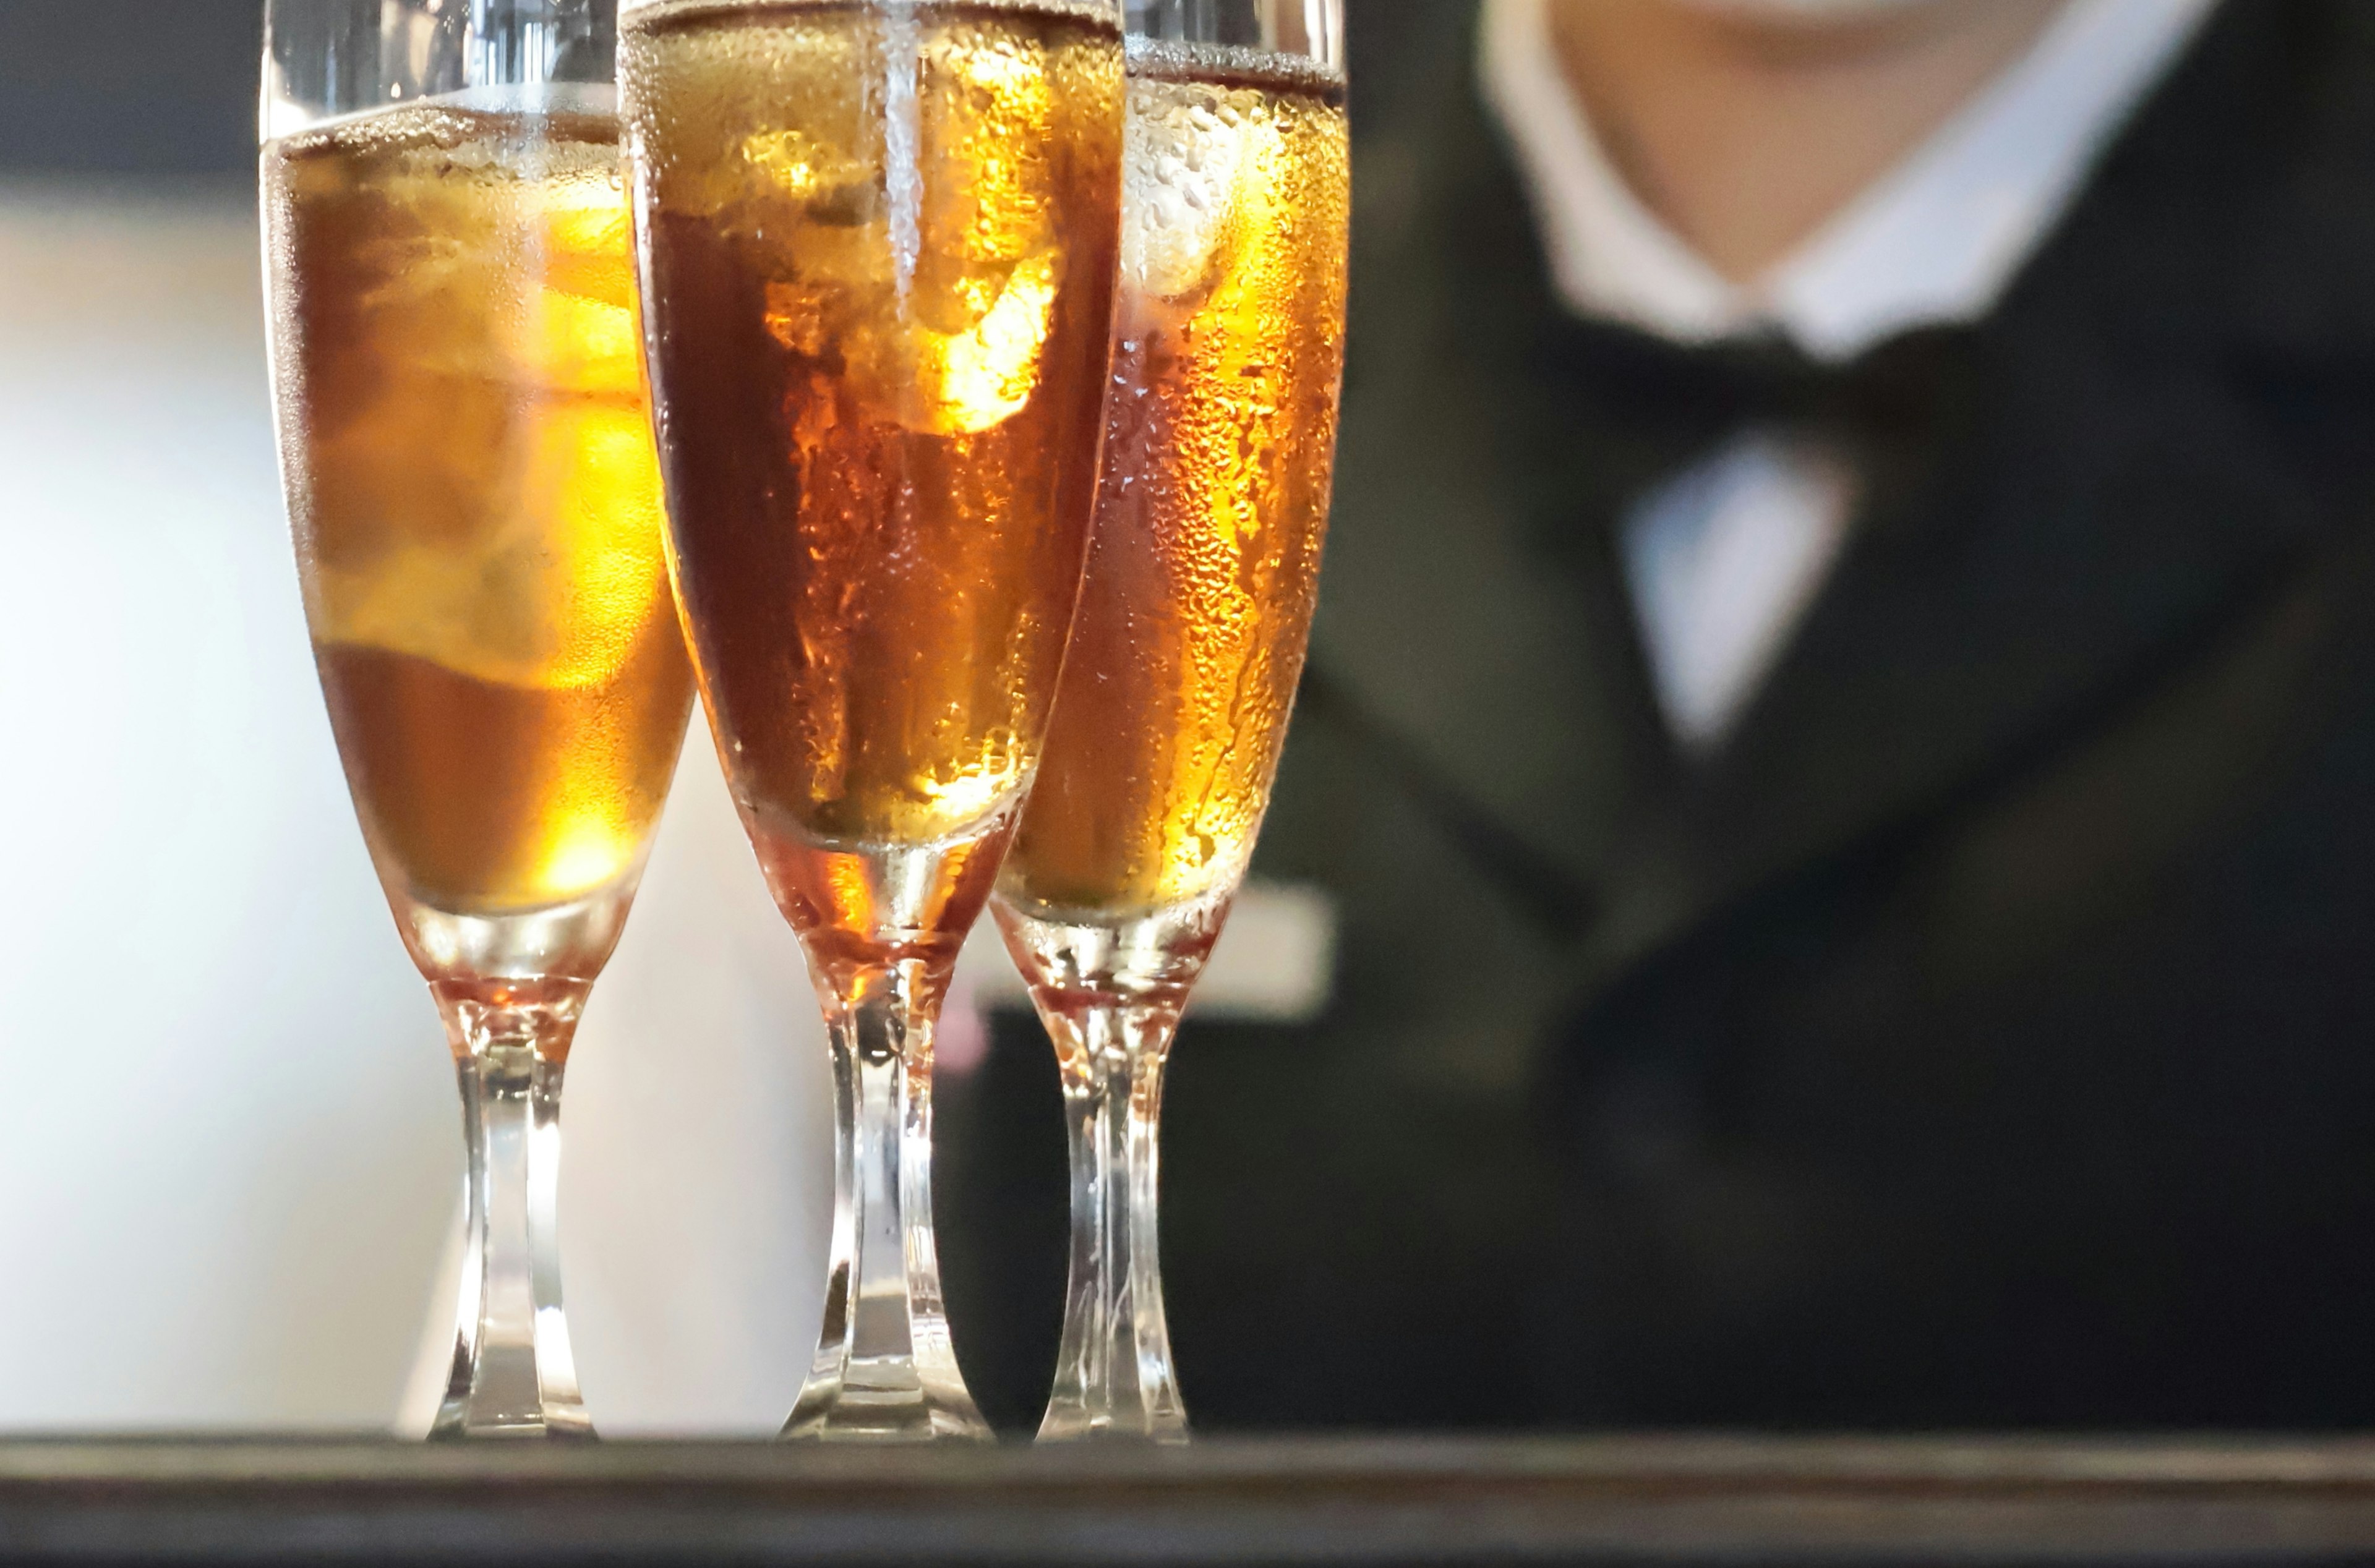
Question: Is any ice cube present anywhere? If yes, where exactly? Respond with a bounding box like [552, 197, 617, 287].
[536, 169, 639, 310]
[873, 248, 1058, 434]
[1124, 82, 1273, 307]
[315, 393, 667, 691]
[919, 23, 1055, 277]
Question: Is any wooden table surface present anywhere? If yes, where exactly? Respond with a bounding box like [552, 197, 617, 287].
[9, 1434, 2375, 1564]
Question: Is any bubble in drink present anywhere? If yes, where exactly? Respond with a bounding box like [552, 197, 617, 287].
[265, 105, 694, 916]
[622, 0, 1124, 884]
[999, 41, 1351, 919]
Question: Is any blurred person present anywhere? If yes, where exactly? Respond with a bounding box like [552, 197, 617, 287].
[939, 0, 2375, 1430]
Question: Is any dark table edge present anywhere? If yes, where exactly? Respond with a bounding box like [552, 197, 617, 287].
[6, 1433, 2375, 1564]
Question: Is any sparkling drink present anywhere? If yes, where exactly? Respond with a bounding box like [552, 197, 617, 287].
[620, 0, 1124, 1440]
[262, 39, 694, 1441]
[1000, 43, 1351, 924]
[265, 104, 693, 972]
[622, 0, 1123, 960]
[990, 35, 1350, 1445]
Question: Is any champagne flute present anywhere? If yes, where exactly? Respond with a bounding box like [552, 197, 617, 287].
[262, 0, 694, 1438]
[618, 0, 1125, 1441]
[993, 0, 1350, 1443]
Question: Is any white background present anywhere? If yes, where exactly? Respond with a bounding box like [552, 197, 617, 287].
[0, 184, 829, 1432]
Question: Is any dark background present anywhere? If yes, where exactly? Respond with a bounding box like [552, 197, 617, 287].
[1, 1, 263, 178]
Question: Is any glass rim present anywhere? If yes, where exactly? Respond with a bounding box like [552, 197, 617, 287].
[1125, 0, 1342, 75]
[260, 0, 620, 147]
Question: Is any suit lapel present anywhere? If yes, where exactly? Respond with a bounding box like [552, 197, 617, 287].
[1309, 14, 1670, 922]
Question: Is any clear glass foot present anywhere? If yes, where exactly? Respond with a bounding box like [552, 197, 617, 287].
[429, 978, 593, 1440]
[758, 824, 1003, 1443]
[997, 893, 1226, 1444]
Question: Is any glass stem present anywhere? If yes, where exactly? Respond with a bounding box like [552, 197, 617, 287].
[430, 981, 591, 1440]
[1040, 997, 1188, 1443]
[785, 958, 990, 1442]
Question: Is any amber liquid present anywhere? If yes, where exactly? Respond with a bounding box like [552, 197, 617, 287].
[267, 106, 693, 919]
[622, 1, 1120, 859]
[999, 45, 1349, 919]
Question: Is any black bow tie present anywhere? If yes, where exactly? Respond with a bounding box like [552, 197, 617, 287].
[1515, 315, 1987, 558]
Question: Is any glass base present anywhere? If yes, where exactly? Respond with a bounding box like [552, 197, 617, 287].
[781, 1359, 991, 1443]
[778, 971, 991, 1445]
[428, 981, 594, 1441]
[996, 890, 1226, 1445]
[753, 818, 1005, 1444]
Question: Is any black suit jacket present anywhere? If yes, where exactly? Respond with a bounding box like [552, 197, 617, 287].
[939, 0, 2375, 1431]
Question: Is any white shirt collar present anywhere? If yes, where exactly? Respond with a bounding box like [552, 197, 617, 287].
[1479, 0, 2219, 362]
